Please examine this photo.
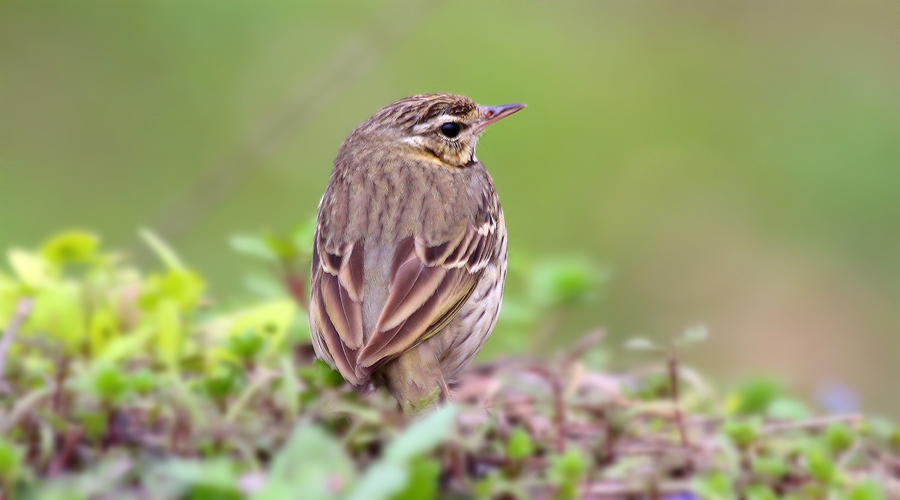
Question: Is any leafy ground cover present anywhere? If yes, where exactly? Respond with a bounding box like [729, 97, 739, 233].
[0, 231, 898, 499]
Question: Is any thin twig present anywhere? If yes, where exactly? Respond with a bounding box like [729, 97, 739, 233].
[533, 367, 567, 453]
[761, 413, 863, 435]
[666, 352, 690, 447]
[0, 298, 34, 390]
[559, 328, 606, 367]
[580, 479, 693, 499]
[48, 426, 83, 477]
[52, 357, 70, 412]
[283, 264, 309, 311]
[530, 308, 569, 353]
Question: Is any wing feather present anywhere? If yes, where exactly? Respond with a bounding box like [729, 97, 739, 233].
[312, 276, 362, 384]
[313, 237, 364, 351]
[356, 224, 495, 369]
[310, 205, 499, 385]
[357, 268, 476, 368]
[375, 247, 447, 332]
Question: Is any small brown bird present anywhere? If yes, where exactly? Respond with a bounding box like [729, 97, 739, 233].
[309, 93, 524, 412]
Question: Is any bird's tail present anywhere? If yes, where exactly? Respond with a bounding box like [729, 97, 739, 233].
[381, 343, 448, 415]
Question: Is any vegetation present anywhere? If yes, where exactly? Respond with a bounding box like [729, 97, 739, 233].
[0, 230, 898, 499]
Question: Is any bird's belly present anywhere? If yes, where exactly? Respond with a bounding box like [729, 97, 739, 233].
[430, 259, 506, 381]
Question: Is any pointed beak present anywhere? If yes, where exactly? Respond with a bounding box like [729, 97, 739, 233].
[475, 103, 526, 133]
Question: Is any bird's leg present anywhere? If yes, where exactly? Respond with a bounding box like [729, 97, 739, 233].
[382, 343, 449, 415]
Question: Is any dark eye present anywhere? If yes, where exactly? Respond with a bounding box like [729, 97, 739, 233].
[440, 122, 461, 138]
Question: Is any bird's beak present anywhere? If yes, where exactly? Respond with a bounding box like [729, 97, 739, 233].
[475, 103, 526, 133]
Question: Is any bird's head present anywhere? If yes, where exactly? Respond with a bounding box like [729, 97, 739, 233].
[349, 94, 525, 168]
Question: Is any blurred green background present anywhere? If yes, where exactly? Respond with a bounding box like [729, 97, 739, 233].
[3, 1, 899, 415]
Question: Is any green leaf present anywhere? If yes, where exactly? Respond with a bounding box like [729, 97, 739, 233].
[507, 427, 534, 461]
[29, 282, 86, 351]
[547, 448, 588, 500]
[723, 419, 760, 449]
[766, 398, 810, 420]
[805, 445, 836, 484]
[862, 417, 896, 442]
[139, 269, 205, 312]
[77, 410, 107, 441]
[623, 337, 660, 352]
[95, 325, 154, 364]
[746, 485, 779, 500]
[257, 424, 355, 500]
[203, 366, 241, 400]
[313, 359, 345, 388]
[150, 458, 240, 499]
[0, 438, 24, 483]
[8, 249, 56, 289]
[278, 356, 301, 419]
[41, 231, 100, 265]
[344, 462, 407, 500]
[731, 378, 784, 415]
[155, 300, 183, 370]
[751, 456, 788, 481]
[529, 257, 607, 307]
[140, 229, 186, 271]
[26, 459, 133, 499]
[229, 234, 280, 262]
[384, 405, 458, 464]
[129, 373, 156, 397]
[848, 480, 887, 500]
[0, 272, 20, 325]
[692, 472, 736, 500]
[291, 218, 317, 258]
[226, 300, 297, 355]
[227, 330, 266, 361]
[92, 363, 131, 404]
[824, 423, 855, 456]
[88, 306, 119, 357]
[391, 459, 440, 500]
[677, 324, 709, 345]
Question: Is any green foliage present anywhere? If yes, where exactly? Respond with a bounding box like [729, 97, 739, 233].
[723, 418, 761, 450]
[547, 448, 588, 500]
[41, 231, 100, 266]
[0, 439, 24, 485]
[849, 481, 888, 500]
[730, 378, 785, 415]
[824, 423, 854, 456]
[259, 425, 354, 500]
[229, 219, 316, 264]
[1, 231, 897, 499]
[345, 408, 456, 500]
[693, 472, 737, 500]
[494, 254, 609, 355]
[383, 406, 458, 463]
[528, 257, 608, 308]
[507, 426, 535, 461]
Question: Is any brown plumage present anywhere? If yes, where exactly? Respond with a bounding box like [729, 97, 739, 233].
[309, 93, 524, 412]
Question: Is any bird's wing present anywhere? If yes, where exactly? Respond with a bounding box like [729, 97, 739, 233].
[310, 212, 499, 384]
[310, 237, 366, 384]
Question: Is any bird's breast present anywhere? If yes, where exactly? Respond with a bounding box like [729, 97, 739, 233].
[333, 157, 490, 247]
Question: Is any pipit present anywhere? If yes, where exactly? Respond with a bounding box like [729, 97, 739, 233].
[309, 93, 524, 413]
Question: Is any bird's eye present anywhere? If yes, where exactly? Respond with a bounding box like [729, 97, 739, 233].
[440, 122, 461, 138]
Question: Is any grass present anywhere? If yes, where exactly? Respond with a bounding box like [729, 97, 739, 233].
[0, 230, 898, 499]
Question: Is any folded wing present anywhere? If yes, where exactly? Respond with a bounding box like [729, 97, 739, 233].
[310, 215, 498, 384]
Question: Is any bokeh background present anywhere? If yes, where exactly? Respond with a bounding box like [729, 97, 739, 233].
[3, 1, 899, 415]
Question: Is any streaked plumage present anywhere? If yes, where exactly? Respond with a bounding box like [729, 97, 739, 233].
[309, 94, 523, 412]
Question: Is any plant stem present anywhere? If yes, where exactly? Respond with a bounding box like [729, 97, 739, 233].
[667, 352, 689, 447]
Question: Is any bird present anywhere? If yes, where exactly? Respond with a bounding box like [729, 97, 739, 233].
[309, 93, 524, 413]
